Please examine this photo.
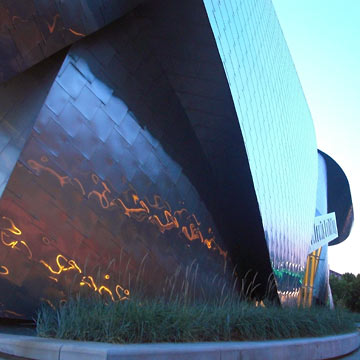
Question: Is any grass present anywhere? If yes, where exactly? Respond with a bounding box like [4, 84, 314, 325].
[36, 295, 358, 343]
[35, 258, 358, 344]
[351, 312, 360, 322]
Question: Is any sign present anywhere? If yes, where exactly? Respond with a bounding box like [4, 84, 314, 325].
[308, 212, 338, 253]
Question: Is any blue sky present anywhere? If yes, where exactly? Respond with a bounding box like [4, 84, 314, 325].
[272, 0, 360, 274]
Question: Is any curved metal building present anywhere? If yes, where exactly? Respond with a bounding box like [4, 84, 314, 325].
[0, 0, 353, 318]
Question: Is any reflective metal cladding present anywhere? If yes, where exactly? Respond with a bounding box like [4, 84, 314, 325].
[204, 0, 319, 304]
[0, 0, 145, 82]
[0, 0, 353, 318]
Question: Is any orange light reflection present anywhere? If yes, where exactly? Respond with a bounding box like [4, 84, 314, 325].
[0, 218, 130, 303]
[68, 28, 85, 37]
[1, 218, 33, 258]
[88, 181, 113, 209]
[47, 14, 60, 34]
[0, 266, 9, 275]
[73, 178, 86, 196]
[27, 158, 228, 259]
[2, 217, 21, 235]
[40, 255, 82, 275]
[20, 241, 32, 259]
[149, 211, 179, 233]
[28, 160, 71, 187]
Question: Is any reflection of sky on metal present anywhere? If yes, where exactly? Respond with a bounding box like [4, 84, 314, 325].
[311, 153, 329, 303]
[0, 143, 21, 197]
[316, 154, 328, 217]
[204, 0, 318, 300]
[272, 0, 360, 275]
[0, 54, 65, 198]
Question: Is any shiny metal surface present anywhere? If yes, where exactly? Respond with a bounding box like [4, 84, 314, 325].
[0, 0, 144, 83]
[311, 152, 330, 305]
[0, 51, 65, 198]
[0, 0, 353, 317]
[135, 0, 275, 298]
[0, 12, 235, 318]
[204, 0, 319, 304]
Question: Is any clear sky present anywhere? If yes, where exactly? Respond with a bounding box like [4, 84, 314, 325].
[272, 0, 360, 275]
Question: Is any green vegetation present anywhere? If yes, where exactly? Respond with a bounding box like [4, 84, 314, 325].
[36, 296, 357, 343]
[330, 273, 360, 313]
[36, 262, 359, 344]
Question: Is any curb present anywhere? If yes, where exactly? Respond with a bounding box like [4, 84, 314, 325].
[0, 332, 358, 360]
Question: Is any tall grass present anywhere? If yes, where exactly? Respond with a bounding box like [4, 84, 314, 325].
[36, 296, 357, 343]
[36, 257, 357, 343]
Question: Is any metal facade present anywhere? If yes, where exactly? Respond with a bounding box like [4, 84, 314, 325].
[0, 0, 353, 317]
[204, 0, 319, 304]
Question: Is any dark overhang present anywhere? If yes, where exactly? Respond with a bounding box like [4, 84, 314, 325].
[318, 150, 354, 246]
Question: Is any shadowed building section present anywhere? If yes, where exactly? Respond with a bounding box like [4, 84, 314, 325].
[319, 150, 354, 246]
[0, 0, 145, 83]
[131, 0, 274, 297]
